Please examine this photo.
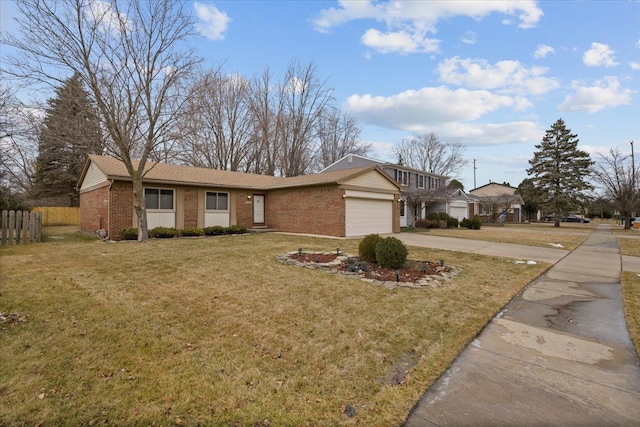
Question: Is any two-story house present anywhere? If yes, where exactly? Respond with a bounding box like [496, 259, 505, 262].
[321, 154, 468, 226]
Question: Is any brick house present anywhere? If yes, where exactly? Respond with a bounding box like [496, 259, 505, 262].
[321, 154, 466, 226]
[468, 182, 523, 223]
[77, 155, 402, 240]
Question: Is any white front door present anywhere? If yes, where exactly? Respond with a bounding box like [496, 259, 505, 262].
[253, 194, 265, 224]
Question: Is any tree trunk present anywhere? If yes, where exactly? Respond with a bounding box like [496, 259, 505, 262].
[132, 178, 149, 242]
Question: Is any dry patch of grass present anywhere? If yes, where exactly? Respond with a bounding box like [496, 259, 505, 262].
[1, 228, 547, 425]
[622, 272, 640, 358]
[617, 235, 640, 257]
[413, 223, 591, 250]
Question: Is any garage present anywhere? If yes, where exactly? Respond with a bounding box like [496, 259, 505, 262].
[448, 201, 468, 222]
[345, 191, 394, 237]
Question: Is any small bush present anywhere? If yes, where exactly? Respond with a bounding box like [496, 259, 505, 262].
[358, 234, 383, 263]
[203, 226, 226, 236]
[415, 219, 440, 229]
[460, 215, 482, 229]
[438, 212, 451, 221]
[426, 212, 441, 221]
[226, 225, 247, 235]
[375, 237, 408, 269]
[446, 217, 459, 228]
[181, 227, 204, 237]
[150, 226, 178, 238]
[119, 228, 138, 240]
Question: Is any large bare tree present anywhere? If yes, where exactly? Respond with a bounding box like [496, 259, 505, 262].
[314, 107, 369, 171]
[592, 147, 639, 229]
[393, 132, 467, 177]
[4, 0, 201, 241]
[178, 70, 255, 172]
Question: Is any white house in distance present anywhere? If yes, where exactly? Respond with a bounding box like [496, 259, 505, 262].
[321, 154, 471, 226]
[468, 182, 523, 223]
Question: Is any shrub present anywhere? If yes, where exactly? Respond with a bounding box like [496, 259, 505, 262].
[426, 212, 441, 221]
[181, 227, 204, 237]
[150, 226, 178, 238]
[438, 212, 451, 221]
[446, 217, 459, 228]
[119, 228, 138, 240]
[226, 225, 247, 235]
[358, 234, 383, 263]
[203, 226, 226, 236]
[460, 215, 482, 229]
[375, 237, 408, 269]
[415, 219, 440, 229]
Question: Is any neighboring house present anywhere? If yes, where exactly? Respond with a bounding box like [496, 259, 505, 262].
[321, 154, 461, 226]
[77, 155, 402, 240]
[468, 182, 523, 223]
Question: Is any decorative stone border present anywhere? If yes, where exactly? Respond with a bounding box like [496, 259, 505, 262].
[276, 251, 461, 290]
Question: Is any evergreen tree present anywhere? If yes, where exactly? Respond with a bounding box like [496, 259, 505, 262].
[527, 119, 593, 227]
[34, 73, 103, 206]
[516, 178, 543, 221]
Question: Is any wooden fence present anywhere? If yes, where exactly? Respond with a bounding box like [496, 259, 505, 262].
[32, 206, 80, 226]
[1, 210, 42, 246]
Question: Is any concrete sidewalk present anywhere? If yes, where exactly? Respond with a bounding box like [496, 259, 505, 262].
[404, 224, 640, 426]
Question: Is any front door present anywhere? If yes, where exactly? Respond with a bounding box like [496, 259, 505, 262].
[253, 194, 265, 225]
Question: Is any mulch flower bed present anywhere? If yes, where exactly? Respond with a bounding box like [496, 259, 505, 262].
[288, 252, 452, 284]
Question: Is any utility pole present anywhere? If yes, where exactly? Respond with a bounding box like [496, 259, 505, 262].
[632, 141, 636, 219]
[473, 159, 477, 189]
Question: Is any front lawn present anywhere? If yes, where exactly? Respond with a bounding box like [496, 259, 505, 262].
[1, 228, 547, 425]
[411, 222, 591, 250]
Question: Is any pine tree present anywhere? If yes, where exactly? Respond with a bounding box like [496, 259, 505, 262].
[34, 74, 103, 206]
[527, 119, 594, 227]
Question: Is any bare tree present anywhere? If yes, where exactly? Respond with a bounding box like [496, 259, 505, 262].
[177, 70, 255, 171]
[279, 60, 333, 177]
[246, 67, 284, 175]
[592, 147, 639, 229]
[393, 132, 467, 177]
[314, 107, 369, 171]
[478, 193, 522, 223]
[0, 83, 41, 208]
[4, 0, 201, 241]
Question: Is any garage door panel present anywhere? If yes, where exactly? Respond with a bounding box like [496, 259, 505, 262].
[345, 198, 393, 237]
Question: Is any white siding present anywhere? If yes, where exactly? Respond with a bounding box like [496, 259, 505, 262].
[344, 171, 398, 192]
[147, 212, 175, 229]
[80, 162, 108, 190]
[204, 212, 230, 227]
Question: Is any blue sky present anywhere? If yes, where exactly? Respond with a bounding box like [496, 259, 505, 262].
[2, 0, 639, 190]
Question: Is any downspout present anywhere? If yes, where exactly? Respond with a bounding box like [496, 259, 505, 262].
[108, 179, 114, 239]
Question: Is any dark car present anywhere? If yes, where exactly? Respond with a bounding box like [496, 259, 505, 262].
[565, 214, 590, 223]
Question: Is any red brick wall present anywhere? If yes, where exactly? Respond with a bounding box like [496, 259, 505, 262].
[110, 181, 134, 239]
[265, 186, 345, 237]
[79, 185, 109, 236]
[235, 191, 254, 228]
[183, 188, 198, 228]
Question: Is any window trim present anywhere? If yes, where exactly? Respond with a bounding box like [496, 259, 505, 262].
[205, 191, 230, 212]
[144, 187, 175, 212]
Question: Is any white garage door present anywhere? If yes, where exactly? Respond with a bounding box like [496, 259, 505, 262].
[345, 198, 393, 237]
[449, 204, 468, 222]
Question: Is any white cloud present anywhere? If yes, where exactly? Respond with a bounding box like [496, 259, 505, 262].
[439, 121, 544, 146]
[558, 77, 634, 113]
[194, 2, 231, 40]
[437, 57, 560, 95]
[461, 31, 477, 45]
[361, 29, 439, 54]
[534, 44, 555, 59]
[583, 42, 618, 67]
[313, 1, 542, 55]
[631, 62, 640, 71]
[87, 0, 128, 33]
[345, 86, 521, 132]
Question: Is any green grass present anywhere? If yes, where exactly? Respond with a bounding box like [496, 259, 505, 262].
[0, 227, 547, 426]
[622, 272, 640, 359]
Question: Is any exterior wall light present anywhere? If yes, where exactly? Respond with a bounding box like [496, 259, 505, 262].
[247, 195, 252, 200]
[342, 194, 347, 198]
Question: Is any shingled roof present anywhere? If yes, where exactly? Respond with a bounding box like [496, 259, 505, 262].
[81, 155, 401, 191]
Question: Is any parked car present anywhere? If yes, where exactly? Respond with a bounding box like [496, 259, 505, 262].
[565, 214, 590, 223]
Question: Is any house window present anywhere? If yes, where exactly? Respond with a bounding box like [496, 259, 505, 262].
[418, 175, 425, 188]
[145, 188, 174, 210]
[400, 201, 405, 217]
[396, 170, 409, 186]
[206, 192, 229, 211]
